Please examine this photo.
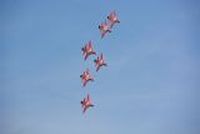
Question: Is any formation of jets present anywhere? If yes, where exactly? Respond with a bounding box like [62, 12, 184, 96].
[80, 11, 120, 114]
[98, 10, 120, 38]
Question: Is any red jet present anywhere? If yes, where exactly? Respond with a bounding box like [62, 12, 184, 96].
[81, 94, 94, 114]
[98, 20, 112, 38]
[80, 69, 94, 87]
[107, 11, 120, 28]
[94, 53, 107, 72]
[81, 41, 96, 61]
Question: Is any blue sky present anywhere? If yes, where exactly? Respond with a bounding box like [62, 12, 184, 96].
[1, 0, 200, 134]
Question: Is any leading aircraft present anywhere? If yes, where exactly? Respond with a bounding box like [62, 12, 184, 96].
[107, 11, 120, 28]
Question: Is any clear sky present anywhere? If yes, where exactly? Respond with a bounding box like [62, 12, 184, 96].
[1, 0, 200, 134]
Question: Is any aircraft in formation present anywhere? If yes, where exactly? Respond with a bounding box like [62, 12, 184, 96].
[81, 94, 94, 113]
[80, 11, 120, 114]
[80, 69, 94, 87]
[98, 10, 120, 38]
[107, 11, 120, 28]
[98, 20, 112, 38]
[94, 53, 107, 72]
[82, 41, 96, 61]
